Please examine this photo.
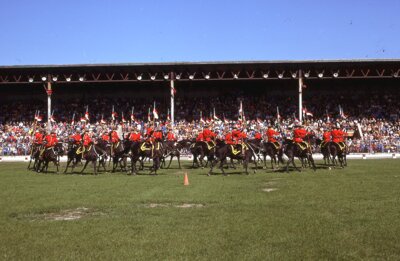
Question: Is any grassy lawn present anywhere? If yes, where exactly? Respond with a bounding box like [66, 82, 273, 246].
[1, 160, 400, 260]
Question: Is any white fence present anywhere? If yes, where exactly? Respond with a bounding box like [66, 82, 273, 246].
[0, 153, 398, 163]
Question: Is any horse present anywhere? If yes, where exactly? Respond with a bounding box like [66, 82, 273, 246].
[130, 140, 163, 175]
[27, 143, 41, 170]
[328, 141, 347, 168]
[64, 140, 83, 173]
[261, 140, 285, 170]
[161, 140, 182, 169]
[208, 139, 258, 176]
[36, 142, 63, 173]
[192, 140, 216, 168]
[316, 138, 332, 165]
[283, 134, 316, 172]
[80, 142, 107, 175]
[111, 139, 132, 172]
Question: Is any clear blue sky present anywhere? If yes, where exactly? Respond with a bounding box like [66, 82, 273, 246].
[1, 0, 399, 65]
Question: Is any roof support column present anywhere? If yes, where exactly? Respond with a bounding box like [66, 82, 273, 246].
[170, 72, 175, 128]
[298, 70, 303, 123]
[45, 80, 52, 132]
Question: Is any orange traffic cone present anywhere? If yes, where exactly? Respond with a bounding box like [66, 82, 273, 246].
[184, 173, 189, 186]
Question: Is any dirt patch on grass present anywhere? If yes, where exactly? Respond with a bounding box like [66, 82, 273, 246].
[18, 207, 101, 221]
[144, 203, 204, 208]
[262, 188, 278, 192]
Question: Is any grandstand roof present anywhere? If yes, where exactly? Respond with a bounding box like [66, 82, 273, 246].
[0, 59, 399, 84]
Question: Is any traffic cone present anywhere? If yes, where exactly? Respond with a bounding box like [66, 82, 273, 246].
[184, 173, 189, 186]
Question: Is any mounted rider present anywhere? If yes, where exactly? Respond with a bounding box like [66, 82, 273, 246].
[40, 129, 57, 158]
[110, 127, 120, 156]
[266, 125, 281, 149]
[321, 125, 331, 149]
[128, 127, 141, 143]
[293, 123, 311, 151]
[202, 125, 216, 148]
[331, 123, 346, 151]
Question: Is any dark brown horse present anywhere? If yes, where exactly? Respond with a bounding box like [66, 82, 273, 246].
[283, 135, 316, 172]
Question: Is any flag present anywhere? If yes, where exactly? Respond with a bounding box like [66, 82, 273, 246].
[200, 111, 205, 123]
[130, 107, 135, 122]
[50, 116, 56, 123]
[122, 112, 127, 123]
[71, 113, 75, 125]
[257, 118, 263, 124]
[80, 117, 86, 122]
[213, 108, 219, 121]
[326, 109, 330, 123]
[167, 108, 170, 121]
[277, 107, 281, 121]
[111, 105, 118, 121]
[238, 100, 243, 121]
[223, 113, 229, 124]
[148, 107, 151, 122]
[153, 105, 159, 120]
[303, 107, 313, 117]
[84, 106, 89, 121]
[339, 105, 347, 119]
[100, 114, 106, 124]
[34, 111, 43, 122]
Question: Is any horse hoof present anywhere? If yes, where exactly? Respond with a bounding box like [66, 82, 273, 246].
[207, 173, 211, 176]
[253, 170, 256, 174]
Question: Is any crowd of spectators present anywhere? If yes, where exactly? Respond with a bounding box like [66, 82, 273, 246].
[1, 91, 399, 156]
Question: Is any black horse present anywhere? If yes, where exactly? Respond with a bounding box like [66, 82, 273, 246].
[36, 143, 63, 173]
[64, 140, 83, 173]
[316, 138, 332, 165]
[111, 140, 132, 172]
[130, 141, 163, 175]
[80, 142, 107, 175]
[208, 140, 258, 176]
[161, 140, 182, 169]
[261, 141, 285, 169]
[283, 135, 316, 172]
[328, 141, 347, 168]
[27, 144, 41, 171]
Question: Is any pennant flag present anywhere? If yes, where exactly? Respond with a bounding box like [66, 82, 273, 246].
[71, 113, 75, 125]
[200, 111, 205, 123]
[111, 105, 118, 121]
[148, 107, 151, 122]
[223, 113, 229, 124]
[277, 106, 281, 121]
[80, 117, 87, 122]
[339, 105, 347, 119]
[121, 112, 127, 123]
[257, 118, 263, 124]
[238, 100, 243, 121]
[303, 107, 314, 117]
[130, 106, 135, 122]
[84, 106, 89, 121]
[100, 114, 106, 124]
[34, 111, 43, 122]
[167, 108, 170, 121]
[153, 102, 159, 120]
[213, 108, 220, 121]
[326, 109, 330, 123]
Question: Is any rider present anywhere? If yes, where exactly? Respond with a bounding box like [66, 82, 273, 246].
[202, 125, 216, 147]
[71, 129, 82, 147]
[166, 128, 176, 142]
[331, 124, 346, 150]
[266, 125, 280, 149]
[129, 127, 141, 143]
[110, 127, 120, 156]
[293, 123, 311, 151]
[321, 126, 332, 149]
[40, 130, 57, 158]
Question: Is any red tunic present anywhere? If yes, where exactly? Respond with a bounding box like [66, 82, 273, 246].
[254, 132, 262, 140]
[72, 133, 82, 145]
[83, 134, 92, 146]
[167, 132, 176, 141]
[266, 129, 279, 143]
[45, 134, 56, 147]
[225, 133, 234, 145]
[293, 128, 308, 143]
[153, 131, 163, 141]
[102, 134, 110, 142]
[34, 132, 43, 145]
[323, 131, 331, 142]
[129, 133, 141, 142]
[196, 133, 204, 142]
[111, 131, 119, 143]
[331, 129, 344, 143]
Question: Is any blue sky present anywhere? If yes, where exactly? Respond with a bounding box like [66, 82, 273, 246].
[0, 0, 399, 65]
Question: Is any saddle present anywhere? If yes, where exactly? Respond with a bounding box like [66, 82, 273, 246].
[230, 145, 242, 155]
[296, 141, 309, 151]
[269, 141, 281, 150]
[140, 142, 153, 151]
[334, 142, 346, 151]
[205, 141, 215, 150]
[76, 146, 85, 155]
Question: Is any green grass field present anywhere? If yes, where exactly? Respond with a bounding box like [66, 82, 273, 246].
[1, 160, 400, 260]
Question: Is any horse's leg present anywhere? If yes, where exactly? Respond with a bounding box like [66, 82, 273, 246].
[263, 153, 267, 169]
[167, 155, 173, 169]
[81, 160, 89, 174]
[219, 158, 226, 176]
[64, 158, 72, 173]
[93, 160, 97, 175]
[208, 158, 215, 176]
[177, 154, 181, 169]
[308, 154, 316, 171]
[253, 155, 258, 173]
[230, 158, 236, 169]
[292, 157, 301, 172]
